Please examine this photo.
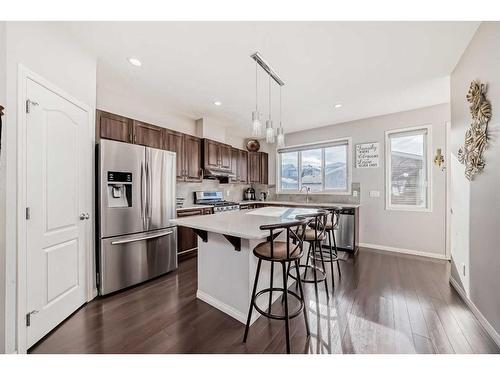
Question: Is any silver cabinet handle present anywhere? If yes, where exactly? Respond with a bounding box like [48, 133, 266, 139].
[111, 230, 173, 245]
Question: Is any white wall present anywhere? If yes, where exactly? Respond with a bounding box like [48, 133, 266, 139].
[450, 21, 500, 338]
[1, 22, 97, 353]
[0, 21, 7, 355]
[268, 104, 449, 257]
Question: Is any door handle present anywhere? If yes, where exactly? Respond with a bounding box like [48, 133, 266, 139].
[79, 213, 89, 220]
[111, 230, 174, 245]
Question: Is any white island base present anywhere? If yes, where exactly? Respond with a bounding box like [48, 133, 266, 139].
[196, 232, 291, 326]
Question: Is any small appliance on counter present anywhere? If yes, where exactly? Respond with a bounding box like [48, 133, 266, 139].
[259, 191, 268, 201]
[194, 191, 240, 213]
[244, 187, 256, 201]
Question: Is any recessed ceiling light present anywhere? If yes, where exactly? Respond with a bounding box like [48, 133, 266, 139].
[127, 57, 142, 67]
[334, 103, 342, 109]
[214, 101, 222, 106]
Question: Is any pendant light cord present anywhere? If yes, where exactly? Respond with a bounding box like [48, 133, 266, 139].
[268, 75, 271, 120]
[279, 86, 282, 128]
[255, 61, 258, 111]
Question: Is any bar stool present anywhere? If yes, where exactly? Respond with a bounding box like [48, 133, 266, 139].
[243, 217, 310, 354]
[288, 210, 330, 300]
[313, 208, 342, 289]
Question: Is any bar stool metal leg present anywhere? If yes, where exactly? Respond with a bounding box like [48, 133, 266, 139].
[332, 230, 341, 276]
[268, 261, 274, 313]
[328, 231, 335, 289]
[281, 261, 291, 353]
[243, 258, 262, 342]
[295, 259, 310, 336]
[317, 240, 330, 299]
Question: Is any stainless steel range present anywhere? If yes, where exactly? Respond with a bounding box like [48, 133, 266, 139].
[194, 191, 240, 213]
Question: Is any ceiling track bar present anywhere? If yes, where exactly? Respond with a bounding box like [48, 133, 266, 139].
[251, 52, 285, 86]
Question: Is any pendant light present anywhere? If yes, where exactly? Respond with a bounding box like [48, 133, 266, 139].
[251, 61, 263, 137]
[265, 75, 275, 143]
[277, 86, 285, 148]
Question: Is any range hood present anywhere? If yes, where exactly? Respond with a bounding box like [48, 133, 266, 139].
[203, 168, 236, 180]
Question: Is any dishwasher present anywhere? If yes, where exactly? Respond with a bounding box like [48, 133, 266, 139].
[320, 207, 357, 253]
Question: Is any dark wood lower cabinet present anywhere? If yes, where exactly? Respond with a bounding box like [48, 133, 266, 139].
[176, 207, 213, 258]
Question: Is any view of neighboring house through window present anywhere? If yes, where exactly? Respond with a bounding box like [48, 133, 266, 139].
[386, 126, 430, 210]
[278, 139, 351, 193]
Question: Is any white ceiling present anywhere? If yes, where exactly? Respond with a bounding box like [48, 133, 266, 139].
[64, 21, 479, 137]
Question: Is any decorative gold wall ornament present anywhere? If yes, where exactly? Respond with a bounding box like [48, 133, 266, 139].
[458, 80, 491, 180]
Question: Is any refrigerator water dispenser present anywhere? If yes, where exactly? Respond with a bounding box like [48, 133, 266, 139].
[107, 171, 132, 208]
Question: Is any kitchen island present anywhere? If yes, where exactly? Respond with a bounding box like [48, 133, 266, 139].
[170, 206, 318, 325]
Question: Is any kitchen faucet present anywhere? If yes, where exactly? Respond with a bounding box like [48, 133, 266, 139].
[299, 186, 311, 204]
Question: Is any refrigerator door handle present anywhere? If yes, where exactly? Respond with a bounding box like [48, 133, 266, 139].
[110, 230, 174, 245]
[140, 161, 146, 229]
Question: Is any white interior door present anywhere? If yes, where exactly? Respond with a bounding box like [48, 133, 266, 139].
[25, 77, 89, 348]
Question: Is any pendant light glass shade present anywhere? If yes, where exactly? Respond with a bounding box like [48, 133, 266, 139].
[266, 119, 275, 143]
[251, 110, 262, 137]
[276, 126, 285, 148]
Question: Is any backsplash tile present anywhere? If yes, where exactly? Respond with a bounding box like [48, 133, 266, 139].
[177, 180, 251, 206]
[265, 182, 361, 205]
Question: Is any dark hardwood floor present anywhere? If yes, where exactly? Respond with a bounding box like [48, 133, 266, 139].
[29, 248, 499, 354]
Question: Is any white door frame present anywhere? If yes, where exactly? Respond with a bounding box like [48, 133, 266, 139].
[445, 120, 451, 260]
[16, 64, 95, 353]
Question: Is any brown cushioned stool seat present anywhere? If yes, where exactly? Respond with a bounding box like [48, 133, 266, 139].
[254, 240, 301, 260]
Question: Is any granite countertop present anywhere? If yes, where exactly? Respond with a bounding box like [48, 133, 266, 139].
[170, 206, 319, 240]
[176, 204, 213, 212]
[238, 200, 360, 209]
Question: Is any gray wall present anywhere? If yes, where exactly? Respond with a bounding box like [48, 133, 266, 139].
[267, 104, 449, 257]
[451, 22, 500, 335]
[0, 21, 6, 355]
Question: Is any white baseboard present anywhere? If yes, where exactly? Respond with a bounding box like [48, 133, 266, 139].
[196, 290, 249, 325]
[449, 277, 500, 348]
[359, 242, 448, 260]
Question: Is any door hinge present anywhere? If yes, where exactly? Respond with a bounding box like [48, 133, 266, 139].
[26, 310, 39, 327]
[25, 207, 31, 220]
[25, 99, 39, 114]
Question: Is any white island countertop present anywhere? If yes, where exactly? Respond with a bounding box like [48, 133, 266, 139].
[170, 206, 318, 240]
[238, 200, 360, 209]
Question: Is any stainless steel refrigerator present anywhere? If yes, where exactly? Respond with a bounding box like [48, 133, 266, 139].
[97, 139, 177, 295]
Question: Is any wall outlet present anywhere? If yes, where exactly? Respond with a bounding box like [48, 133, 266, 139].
[352, 190, 358, 197]
[369, 190, 380, 198]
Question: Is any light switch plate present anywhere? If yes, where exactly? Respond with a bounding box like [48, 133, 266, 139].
[352, 191, 358, 197]
[369, 190, 380, 198]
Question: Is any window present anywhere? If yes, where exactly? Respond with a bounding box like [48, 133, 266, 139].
[386, 126, 430, 211]
[278, 139, 351, 194]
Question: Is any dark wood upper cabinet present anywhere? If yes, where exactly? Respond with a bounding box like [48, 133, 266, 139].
[202, 139, 232, 172]
[248, 152, 261, 183]
[133, 120, 163, 149]
[230, 148, 239, 182]
[163, 129, 202, 182]
[204, 139, 220, 169]
[164, 129, 184, 180]
[184, 135, 202, 181]
[97, 110, 133, 143]
[260, 152, 269, 185]
[239, 150, 248, 183]
[247, 151, 268, 184]
[220, 144, 232, 170]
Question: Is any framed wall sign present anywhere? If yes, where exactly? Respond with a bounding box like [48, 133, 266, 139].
[356, 142, 379, 168]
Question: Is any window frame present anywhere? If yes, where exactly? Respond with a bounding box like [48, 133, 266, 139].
[385, 125, 432, 212]
[276, 137, 352, 195]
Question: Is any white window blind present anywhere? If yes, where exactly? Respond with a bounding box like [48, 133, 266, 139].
[386, 128, 429, 210]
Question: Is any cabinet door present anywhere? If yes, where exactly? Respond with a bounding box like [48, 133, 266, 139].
[220, 144, 232, 170]
[239, 150, 248, 183]
[230, 148, 239, 182]
[133, 120, 163, 149]
[260, 152, 269, 185]
[164, 130, 184, 180]
[184, 135, 202, 181]
[177, 209, 204, 254]
[204, 139, 220, 169]
[248, 152, 261, 183]
[97, 110, 132, 143]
